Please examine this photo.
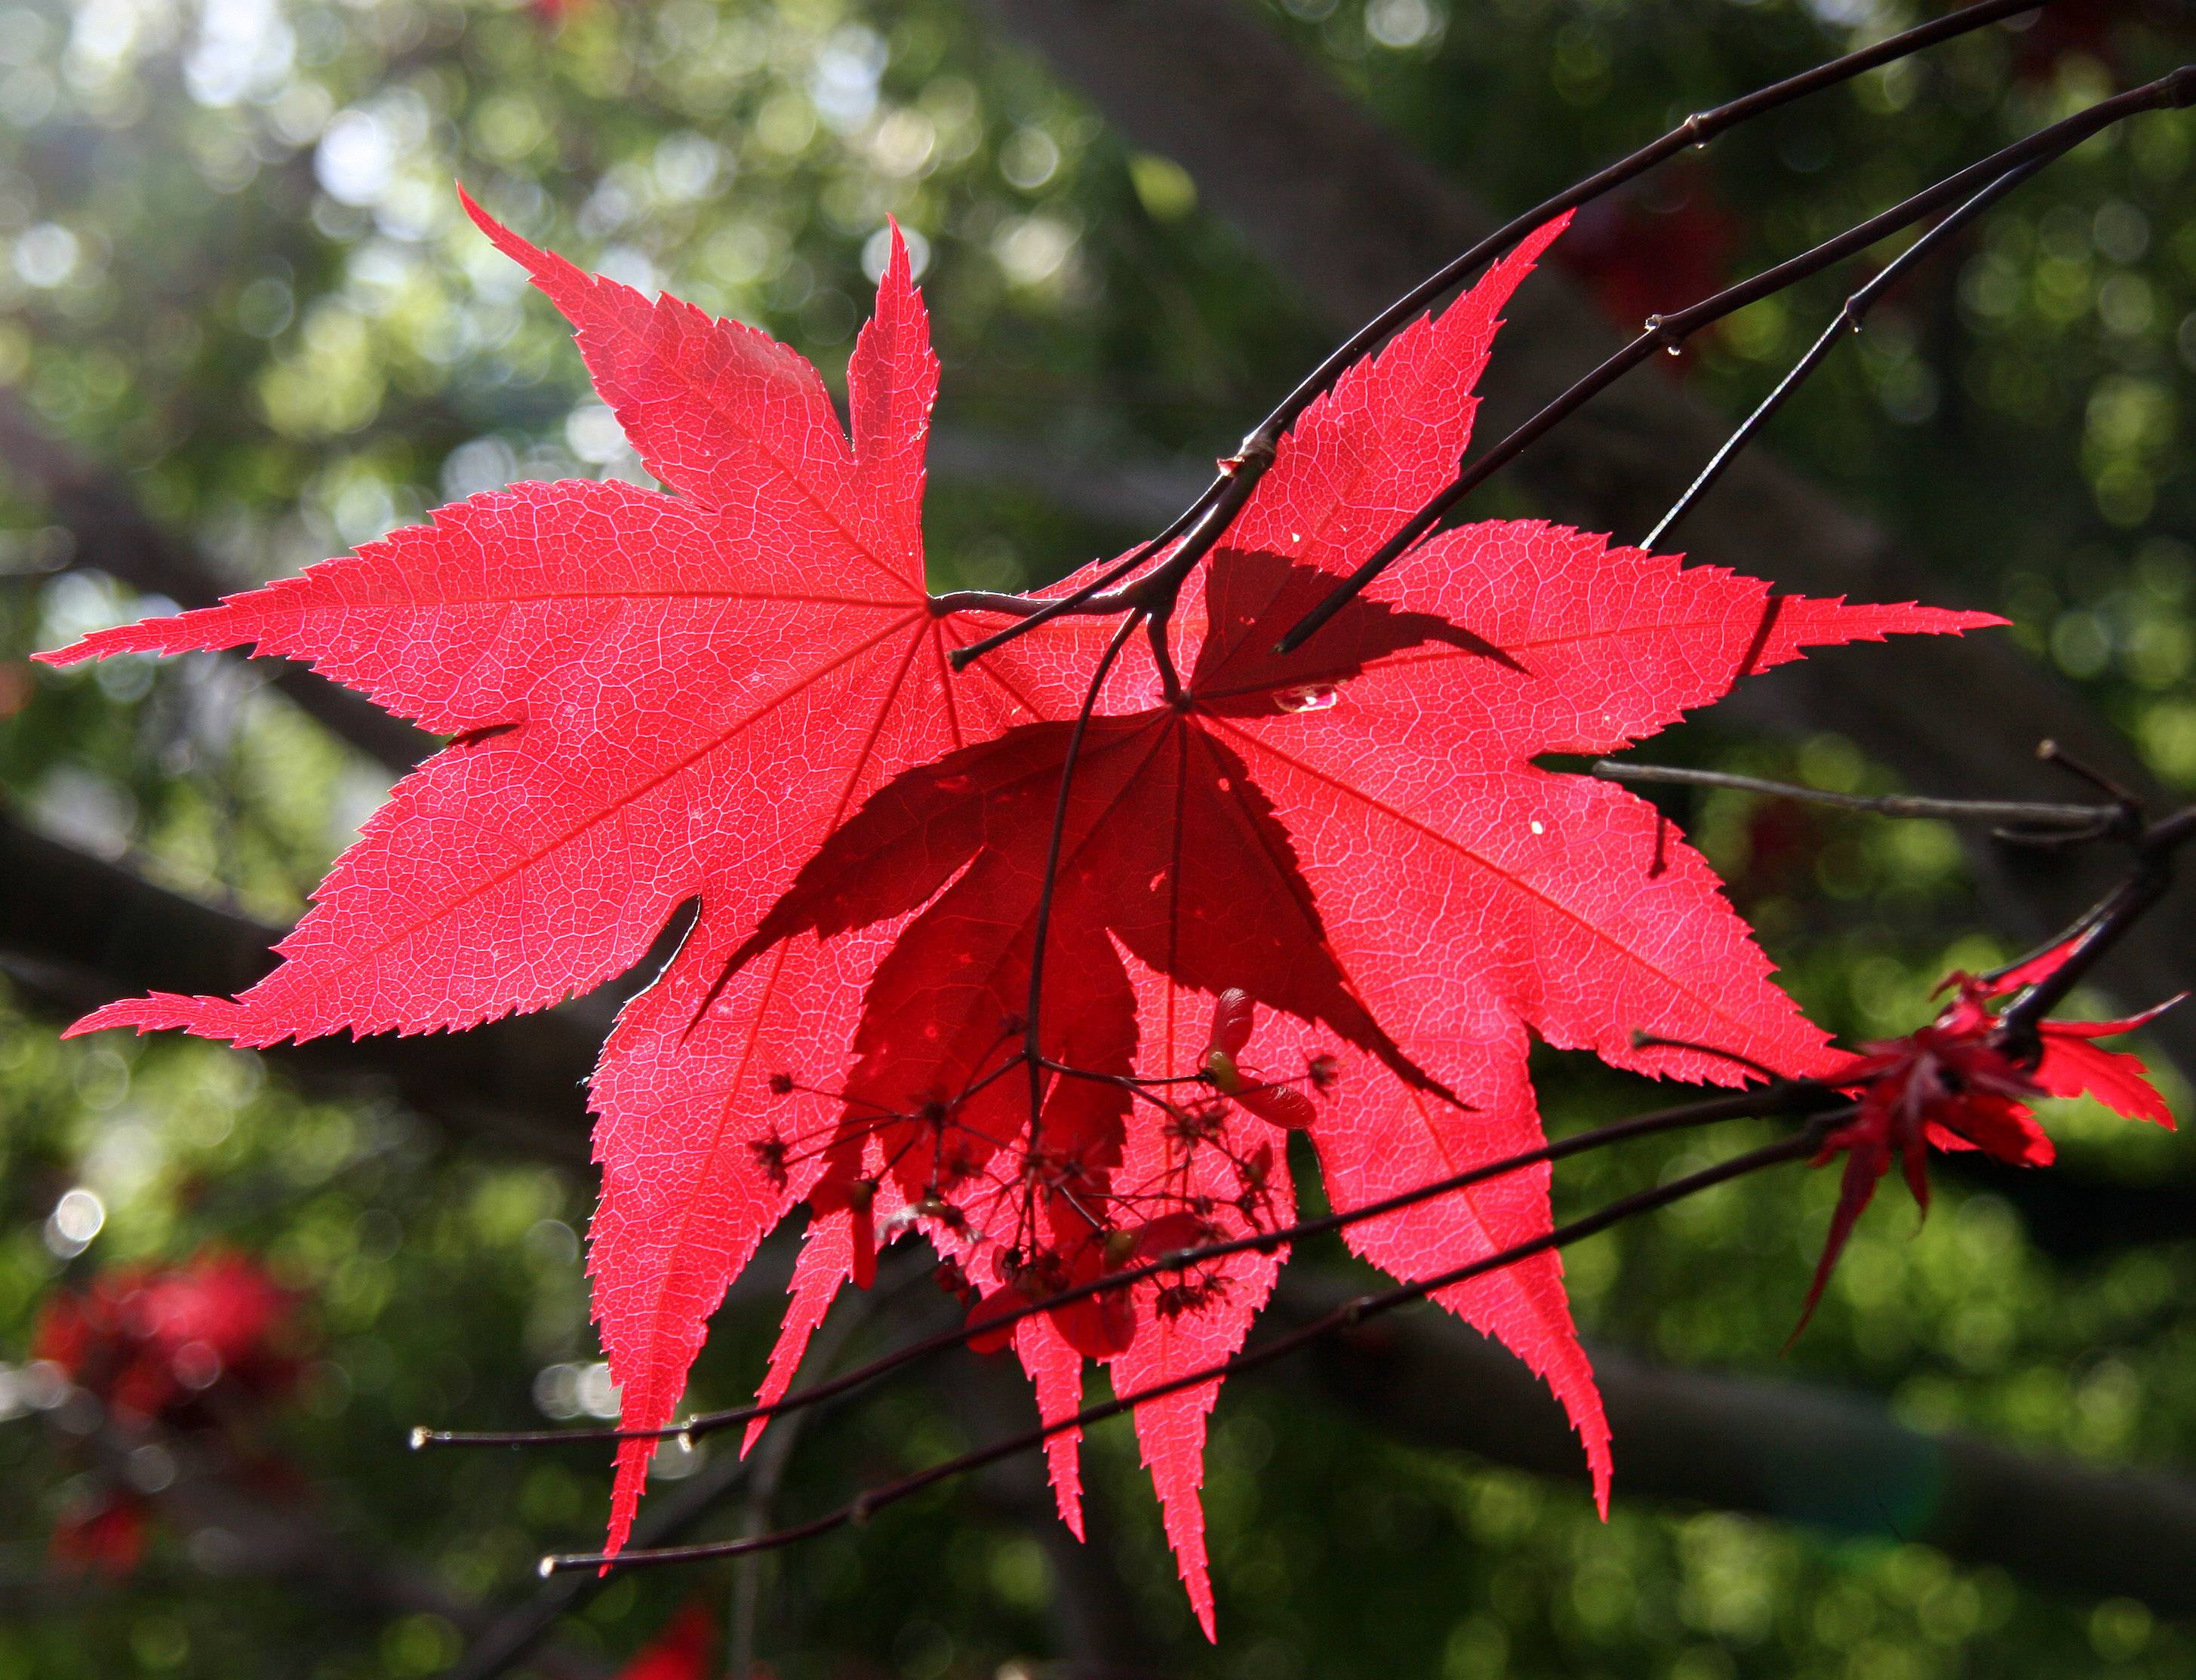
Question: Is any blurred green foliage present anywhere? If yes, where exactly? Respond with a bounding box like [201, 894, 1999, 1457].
[0, 0, 2192, 1675]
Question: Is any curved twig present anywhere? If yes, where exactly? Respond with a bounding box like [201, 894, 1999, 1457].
[1277, 68, 2196, 654]
[1592, 761, 2115, 829]
[942, 0, 2061, 667]
[415, 1079, 1836, 1452]
[540, 1123, 1837, 1574]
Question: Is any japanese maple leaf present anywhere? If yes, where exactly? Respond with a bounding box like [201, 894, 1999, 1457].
[34, 191, 1075, 1551]
[38, 189, 2004, 1632]
[1795, 938, 2181, 1334]
[718, 218, 2003, 1630]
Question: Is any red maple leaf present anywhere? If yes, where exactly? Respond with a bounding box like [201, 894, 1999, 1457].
[34, 1249, 300, 1424]
[35, 192, 1079, 1553]
[37, 197, 2001, 1629]
[693, 219, 2000, 1626]
[1795, 939, 2181, 1336]
[614, 1604, 719, 1680]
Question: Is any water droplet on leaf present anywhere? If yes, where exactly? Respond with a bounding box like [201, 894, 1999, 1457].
[1276, 684, 1337, 713]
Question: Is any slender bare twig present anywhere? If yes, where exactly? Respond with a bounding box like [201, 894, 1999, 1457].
[416, 1078, 1838, 1452]
[1591, 761, 2115, 829]
[1023, 612, 1145, 1202]
[941, 0, 2060, 667]
[1595, 759, 2196, 1048]
[1276, 68, 2196, 655]
[441, 1255, 921, 1680]
[1643, 155, 2052, 549]
[940, 509, 1193, 667]
[540, 1122, 1838, 1574]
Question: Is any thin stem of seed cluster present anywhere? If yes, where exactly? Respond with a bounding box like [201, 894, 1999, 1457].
[1021, 610, 1145, 1234]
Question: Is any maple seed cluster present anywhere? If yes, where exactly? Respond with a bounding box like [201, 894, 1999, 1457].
[752, 989, 1333, 1359]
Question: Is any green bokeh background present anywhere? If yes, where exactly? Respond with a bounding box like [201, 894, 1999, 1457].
[1, 0, 2192, 1675]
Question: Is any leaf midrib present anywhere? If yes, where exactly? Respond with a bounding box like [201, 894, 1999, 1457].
[281, 610, 927, 983]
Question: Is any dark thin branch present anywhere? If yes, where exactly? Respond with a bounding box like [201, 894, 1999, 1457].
[947, 0, 2059, 666]
[2037, 736, 2145, 809]
[1276, 67, 2196, 654]
[417, 1082, 1838, 1452]
[443, 1254, 911, 1680]
[541, 1124, 1834, 1573]
[1245, 0, 2056, 446]
[51, 1411, 611, 1680]
[940, 509, 1192, 669]
[1592, 761, 2115, 829]
[1998, 804, 2196, 1040]
[1643, 155, 2052, 549]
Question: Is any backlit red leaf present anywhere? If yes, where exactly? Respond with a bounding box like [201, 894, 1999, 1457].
[37, 199, 1066, 1554]
[40, 197, 2010, 1627]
